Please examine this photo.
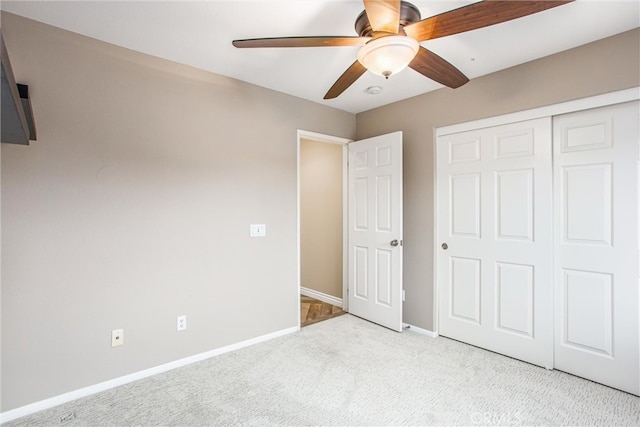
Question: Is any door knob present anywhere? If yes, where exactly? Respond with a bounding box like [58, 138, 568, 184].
[390, 239, 399, 247]
[442, 243, 448, 250]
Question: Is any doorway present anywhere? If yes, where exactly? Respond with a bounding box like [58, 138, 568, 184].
[297, 130, 405, 332]
[297, 130, 350, 327]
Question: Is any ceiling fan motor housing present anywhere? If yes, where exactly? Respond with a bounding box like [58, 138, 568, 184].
[355, 1, 422, 36]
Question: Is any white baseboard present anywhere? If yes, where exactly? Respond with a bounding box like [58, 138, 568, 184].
[0, 326, 298, 424]
[403, 323, 439, 338]
[300, 286, 343, 307]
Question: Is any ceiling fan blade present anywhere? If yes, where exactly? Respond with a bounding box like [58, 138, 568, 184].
[363, 0, 401, 34]
[324, 61, 367, 99]
[405, 0, 574, 42]
[409, 46, 469, 89]
[232, 36, 369, 48]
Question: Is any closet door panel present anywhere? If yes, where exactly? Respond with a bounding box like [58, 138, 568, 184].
[437, 117, 554, 368]
[553, 101, 639, 395]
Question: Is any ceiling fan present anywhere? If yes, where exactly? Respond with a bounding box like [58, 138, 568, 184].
[233, 0, 574, 100]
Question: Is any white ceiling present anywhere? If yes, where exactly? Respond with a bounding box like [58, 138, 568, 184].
[2, 0, 638, 114]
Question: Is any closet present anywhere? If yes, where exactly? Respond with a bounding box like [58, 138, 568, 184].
[436, 98, 639, 395]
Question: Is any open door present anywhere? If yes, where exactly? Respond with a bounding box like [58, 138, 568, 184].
[348, 131, 403, 331]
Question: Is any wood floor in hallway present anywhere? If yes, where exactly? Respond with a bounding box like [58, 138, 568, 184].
[300, 295, 346, 327]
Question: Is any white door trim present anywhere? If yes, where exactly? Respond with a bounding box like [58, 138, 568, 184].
[433, 88, 640, 334]
[296, 130, 352, 328]
[437, 87, 640, 137]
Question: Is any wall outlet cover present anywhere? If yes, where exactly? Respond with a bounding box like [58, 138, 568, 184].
[111, 329, 124, 347]
[177, 315, 187, 331]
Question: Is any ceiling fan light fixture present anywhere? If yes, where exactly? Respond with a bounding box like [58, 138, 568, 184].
[357, 35, 419, 79]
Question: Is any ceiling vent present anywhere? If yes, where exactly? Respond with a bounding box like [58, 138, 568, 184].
[1, 32, 36, 145]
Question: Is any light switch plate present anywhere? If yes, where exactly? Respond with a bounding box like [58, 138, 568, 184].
[250, 224, 266, 237]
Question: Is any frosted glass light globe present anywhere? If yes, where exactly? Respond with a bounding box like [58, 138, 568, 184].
[357, 36, 419, 78]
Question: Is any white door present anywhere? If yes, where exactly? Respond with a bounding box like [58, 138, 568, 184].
[348, 132, 403, 331]
[553, 101, 639, 395]
[437, 118, 554, 367]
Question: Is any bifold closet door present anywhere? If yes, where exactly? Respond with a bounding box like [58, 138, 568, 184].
[437, 118, 554, 368]
[553, 101, 639, 395]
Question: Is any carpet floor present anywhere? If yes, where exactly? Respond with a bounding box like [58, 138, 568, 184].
[5, 315, 639, 426]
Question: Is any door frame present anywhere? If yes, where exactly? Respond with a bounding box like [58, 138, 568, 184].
[297, 129, 352, 329]
[433, 87, 640, 335]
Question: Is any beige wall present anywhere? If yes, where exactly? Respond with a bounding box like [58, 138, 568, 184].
[0, 12, 355, 411]
[356, 28, 640, 331]
[2, 8, 639, 414]
[300, 138, 343, 298]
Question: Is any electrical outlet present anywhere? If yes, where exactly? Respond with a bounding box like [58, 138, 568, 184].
[177, 315, 187, 331]
[402, 290, 406, 302]
[111, 329, 124, 347]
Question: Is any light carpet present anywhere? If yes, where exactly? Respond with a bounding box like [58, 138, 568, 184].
[5, 315, 639, 426]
